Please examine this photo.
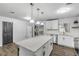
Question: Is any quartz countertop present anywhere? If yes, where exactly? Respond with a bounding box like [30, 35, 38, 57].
[15, 35, 52, 52]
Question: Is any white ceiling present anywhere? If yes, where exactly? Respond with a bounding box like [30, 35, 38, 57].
[0, 3, 79, 21]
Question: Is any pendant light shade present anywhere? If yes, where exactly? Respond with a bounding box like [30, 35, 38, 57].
[36, 21, 40, 24]
[41, 23, 44, 25]
[30, 19, 35, 23]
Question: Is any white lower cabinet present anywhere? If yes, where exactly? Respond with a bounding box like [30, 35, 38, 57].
[47, 39, 53, 55]
[18, 37, 53, 56]
[74, 38, 79, 49]
[17, 36, 53, 56]
[19, 46, 34, 56]
[35, 45, 48, 56]
[58, 35, 74, 48]
[35, 39, 53, 56]
[35, 47, 43, 56]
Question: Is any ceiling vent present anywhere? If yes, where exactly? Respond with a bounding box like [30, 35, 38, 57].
[9, 11, 15, 14]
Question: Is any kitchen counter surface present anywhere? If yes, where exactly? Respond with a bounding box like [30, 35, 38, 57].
[15, 35, 53, 52]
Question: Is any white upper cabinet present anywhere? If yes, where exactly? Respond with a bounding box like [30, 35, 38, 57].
[45, 21, 52, 30]
[45, 20, 58, 30]
[51, 20, 58, 29]
[45, 20, 59, 34]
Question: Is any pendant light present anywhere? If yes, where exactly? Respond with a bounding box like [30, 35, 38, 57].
[29, 3, 35, 23]
[40, 23, 44, 25]
[24, 16, 31, 20]
[36, 21, 40, 25]
[40, 11, 44, 25]
[36, 8, 40, 25]
[37, 8, 40, 21]
[24, 3, 31, 20]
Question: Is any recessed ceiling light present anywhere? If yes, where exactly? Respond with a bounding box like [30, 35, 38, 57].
[9, 11, 15, 14]
[36, 21, 40, 24]
[24, 16, 31, 20]
[57, 7, 71, 14]
[37, 8, 40, 11]
[30, 19, 35, 23]
[30, 3, 34, 6]
[41, 12, 44, 14]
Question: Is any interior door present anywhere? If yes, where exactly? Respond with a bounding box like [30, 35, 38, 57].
[3, 22, 13, 45]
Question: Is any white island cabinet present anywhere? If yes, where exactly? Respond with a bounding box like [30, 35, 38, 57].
[15, 35, 53, 56]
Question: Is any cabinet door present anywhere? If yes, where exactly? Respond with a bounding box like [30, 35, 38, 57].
[51, 20, 58, 29]
[45, 21, 52, 29]
[58, 36, 74, 48]
[63, 36, 74, 48]
[43, 42, 49, 56]
[74, 40, 79, 49]
[48, 39, 53, 54]
[44, 40, 53, 56]
[45, 20, 58, 30]
[35, 47, 43, 56]
[35, 39, 53, 56]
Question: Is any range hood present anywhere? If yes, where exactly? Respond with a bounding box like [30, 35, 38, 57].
[72, 20, 79, 29]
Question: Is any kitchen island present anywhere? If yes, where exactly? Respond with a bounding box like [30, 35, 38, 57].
[15, 35, 53, 56]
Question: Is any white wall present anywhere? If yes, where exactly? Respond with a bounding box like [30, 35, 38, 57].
[0, 21, 2, 46]
[0, 16, 30, 45]
[26, 25, 32, 38]
[13, 19, 27, 42]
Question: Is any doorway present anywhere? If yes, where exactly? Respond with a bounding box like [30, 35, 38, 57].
[3, 22, 13, 45]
